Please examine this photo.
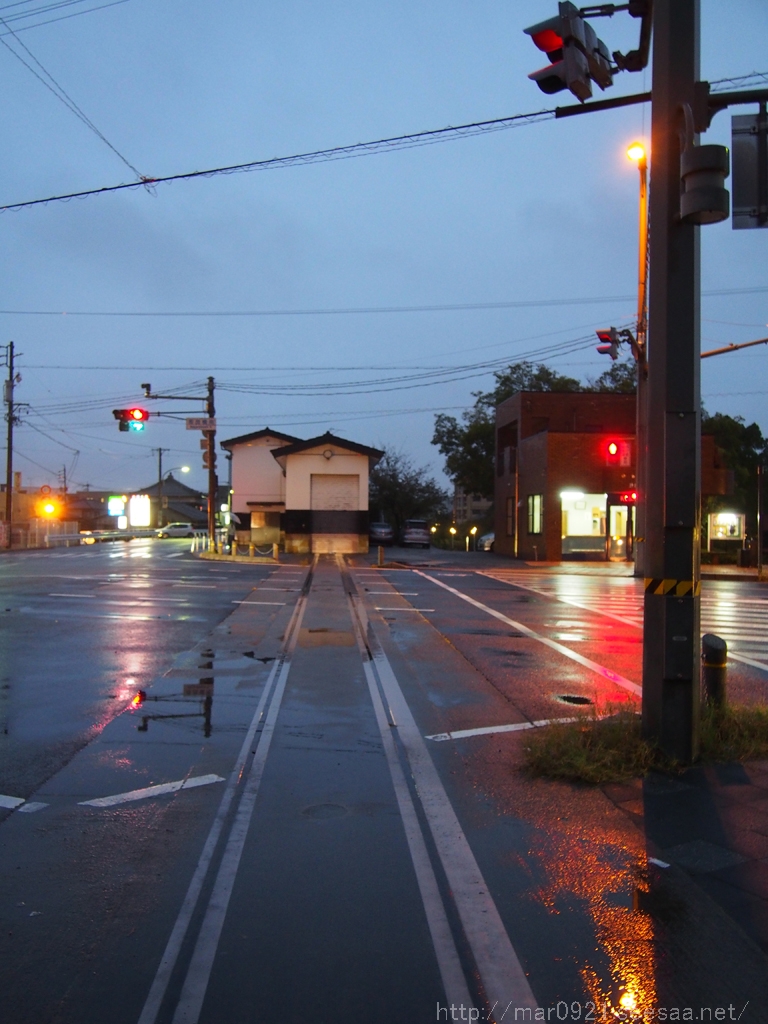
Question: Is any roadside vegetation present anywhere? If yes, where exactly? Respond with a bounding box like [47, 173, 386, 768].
[522, 703, 768, 785]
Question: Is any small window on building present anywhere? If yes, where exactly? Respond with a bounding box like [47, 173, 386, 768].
[506, 497, 514, 537]
[527, 494, 543, 535]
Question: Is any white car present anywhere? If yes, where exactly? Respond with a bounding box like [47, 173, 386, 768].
[156, 522, 197, 538]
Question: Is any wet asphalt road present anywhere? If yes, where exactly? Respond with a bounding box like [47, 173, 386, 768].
[0, 539, 270, 798]
[1, 546, 768, 1024]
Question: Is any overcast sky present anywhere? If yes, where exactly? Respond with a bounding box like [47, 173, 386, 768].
[1, 0, 766, 496]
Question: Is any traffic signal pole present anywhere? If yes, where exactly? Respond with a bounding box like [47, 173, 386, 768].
[634, 150, 649, 579]
[642, 0, 702, 761]
[206, 376, 217, 551]
[4, 342, 14, 550]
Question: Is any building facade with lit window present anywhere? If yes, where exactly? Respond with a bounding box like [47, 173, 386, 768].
[494, 391, 730, 562]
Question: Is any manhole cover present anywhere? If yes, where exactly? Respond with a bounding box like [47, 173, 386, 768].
[554, 694, 593, 705]
[302, 803, 348, 820]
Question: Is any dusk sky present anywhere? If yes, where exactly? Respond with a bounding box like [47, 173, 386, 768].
[1, 0, 766, 495]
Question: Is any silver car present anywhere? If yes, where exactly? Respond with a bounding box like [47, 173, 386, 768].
[402, 519, 431, 548]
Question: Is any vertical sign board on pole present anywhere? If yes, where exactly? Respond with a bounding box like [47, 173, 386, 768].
[732, 110, 768, 229]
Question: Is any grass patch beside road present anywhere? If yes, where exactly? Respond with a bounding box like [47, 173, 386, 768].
[522, 704, 768, 785]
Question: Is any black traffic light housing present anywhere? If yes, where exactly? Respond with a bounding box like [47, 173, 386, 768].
[596, 328, 620, 360]
[524, 2, 613, 104]
[113, 408, 149, 432]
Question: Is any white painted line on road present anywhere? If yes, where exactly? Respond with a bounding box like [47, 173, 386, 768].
[348, 570, 538, 1018]
[170, 578, 311, 1024]
[18, 801, 49, 813]
[136, 651, 289, 1024]
[347, 598, 474, 1010]
[484, 573, 768, 677]
[232, 600, 286, 606]
[417, 571, 642, 699]
[172, 584, 216, 589]
[426, 717, 579, 742]
[0, 794, 25, 809]
[366, 591, 419, 595]
[648, 857, 670, 869]
[79, 774, 225, 809]
[374, 606, 435, 612]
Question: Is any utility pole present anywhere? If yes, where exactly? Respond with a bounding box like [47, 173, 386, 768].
[4, 342, 15, 550]
[632, 145, 649, 579]
[206, 377, 217, 550]
[153, 447, 170, 528]
[642, 0, 702, 761]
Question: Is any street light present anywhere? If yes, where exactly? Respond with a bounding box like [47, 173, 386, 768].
[158, 465, 191, 528]
[449, 525, 457, 550]
[627, 140, 649, 579]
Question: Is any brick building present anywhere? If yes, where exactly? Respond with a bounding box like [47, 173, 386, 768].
[494, 391, 730, 562]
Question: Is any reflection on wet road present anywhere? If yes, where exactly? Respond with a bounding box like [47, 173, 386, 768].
[1, 552, 767, 1024]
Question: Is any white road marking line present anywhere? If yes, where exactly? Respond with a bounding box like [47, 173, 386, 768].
[366, 591, 419, 595]
[374, 606, 435, 612]
[648, 857, 670, 868]
[350, 587, 538, 1017]
[79, 774, 225, 809]
[420, 571, 642, 698]
[18, 801, 49, 813]
[347, 599, 473, 1009]
[257, 587, 299, 591]
[0, 794, 25, 809]
[481, 573, 768, 676]
[172, 584, 216, 589]
[137, 590, 309, 1024]
[170, 588, 310, 1024]
[232, 600, 286, 606]
[426, 717, 579, 742]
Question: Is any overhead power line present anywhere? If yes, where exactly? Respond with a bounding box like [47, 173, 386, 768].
[2, 286, 766, 318]
[0, 108, 556, 212]
[0, 12, 144, 177]
[0, 0, 134, 36]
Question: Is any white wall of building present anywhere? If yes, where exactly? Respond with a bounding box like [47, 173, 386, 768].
[283, 447, 369, 510]
[229, 437, 287, 513]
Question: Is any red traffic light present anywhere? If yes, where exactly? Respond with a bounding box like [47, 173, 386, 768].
[607, 441, 619, 457]
[127, 408, 148, 421]
[619, 491, 638, 505]
[529, 26, 563, 57]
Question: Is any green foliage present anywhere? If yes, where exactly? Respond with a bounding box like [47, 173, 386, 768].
[701, 412, 767, 528]
[432, 362, 585, 499]
[474, 360, 583, 411]
[432, 408, 495, 501]
[522, 702, 768, 785]
[369, 448, 450, 536]
[588, 357, 637, 394]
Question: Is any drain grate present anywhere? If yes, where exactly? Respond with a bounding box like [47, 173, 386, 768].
[554, 694, 593, 705]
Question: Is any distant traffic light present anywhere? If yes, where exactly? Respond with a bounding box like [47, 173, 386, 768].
[524, 2, 612, 103]
[36, 497, 60, 518]
[113, 408, 149, 432]
[605, 439, 631, 467]
[596, 328, 620, 360]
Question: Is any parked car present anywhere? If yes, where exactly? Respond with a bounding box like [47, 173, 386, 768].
[156, 522, 197, 538]
[369, 521, 394, 546]
[401, 519, 431, 549]
[478, 531, 495, 552]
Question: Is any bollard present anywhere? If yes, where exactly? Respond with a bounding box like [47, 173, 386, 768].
[702, 633, 727, 707]
[248, 543, 255, 558]
[231, 542, 238, 558]
[272, 542, 279, 562]
[378, 545, 384, 567]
